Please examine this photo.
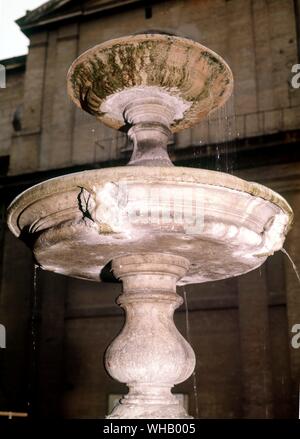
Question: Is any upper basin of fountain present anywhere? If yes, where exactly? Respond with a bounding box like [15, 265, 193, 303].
[67, 34, 233, 132]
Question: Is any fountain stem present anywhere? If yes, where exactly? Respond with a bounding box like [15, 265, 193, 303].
[127, 122, 172, 167]
[125, 96, 174, 166]
[105, 253, 196, 419]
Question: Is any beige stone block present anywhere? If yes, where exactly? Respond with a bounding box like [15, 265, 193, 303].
[234, 115, 245, 139]
[234, 79, 258, 115]
[116, 131, 127, 155]
[58, 22, 78, 39]
[22, 43, 47, 130]
[49, 37, 78, 168]
[245, 113, 263, 137]
[94, 124, 116, 163]
[40, 31, 58, 169]
[29, 31, 48, 46]
[9, 132, 40, 175]
[72, 110, 97, 165]
[268, 0, 296, 109]
[208, 117, 227, 144]
[0, 68, 24, 157]
[283, 106, 300, 130]
[264, 109, 283, 133]
[191, 120, 209, 146]
[226, 0, 258, 115]
[252, 0, 275, 112]
[175, 129, 192, 149]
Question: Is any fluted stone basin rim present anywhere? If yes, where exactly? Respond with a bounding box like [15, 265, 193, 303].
[7, 167, 293, 285]
[8, 167, 293, 229]
[67, 34, 233, 132]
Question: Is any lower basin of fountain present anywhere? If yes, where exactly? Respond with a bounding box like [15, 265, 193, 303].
[7, 166, 292, 285]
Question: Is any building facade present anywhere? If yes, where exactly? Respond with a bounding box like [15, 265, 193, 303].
[0, 0, 300, 418]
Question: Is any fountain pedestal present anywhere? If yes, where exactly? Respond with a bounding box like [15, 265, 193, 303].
[105, 253, 195, 419]
[7, 34, 293, 419]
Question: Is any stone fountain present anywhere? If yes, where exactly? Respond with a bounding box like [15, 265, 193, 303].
[7, 34, 293, 419]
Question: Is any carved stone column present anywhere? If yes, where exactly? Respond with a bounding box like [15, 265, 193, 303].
[105, 253, 195, 419]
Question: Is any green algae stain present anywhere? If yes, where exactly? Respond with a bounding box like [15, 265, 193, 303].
[69, 41, 231, 127]
[71, 43, 154, 106]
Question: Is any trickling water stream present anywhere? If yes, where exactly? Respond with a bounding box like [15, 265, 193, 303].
[183, 289, 199, 419]
[27, 264, 39, 416]
[32, 265, 39, 352]
[281, 248, 300, 285]
[198, 94, 238, 174]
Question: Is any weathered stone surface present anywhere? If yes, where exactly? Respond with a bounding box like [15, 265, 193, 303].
[7, 166, 292, 284]
[4, 0, 300, 173]
[40, 25, 79, 169]
[67, 34, 233, 133]
[0, 61, 24, 158]
[9, 33, 48, 174]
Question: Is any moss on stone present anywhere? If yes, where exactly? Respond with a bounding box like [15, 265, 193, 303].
[68, 37, 232, 131]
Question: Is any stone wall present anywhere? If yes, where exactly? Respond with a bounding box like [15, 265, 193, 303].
[0, 0, 300, 419]
[4, 0, 300, 174]
[0, 60, 24, 160]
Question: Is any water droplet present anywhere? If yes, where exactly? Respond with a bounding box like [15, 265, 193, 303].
[281, 248, 300, 285]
